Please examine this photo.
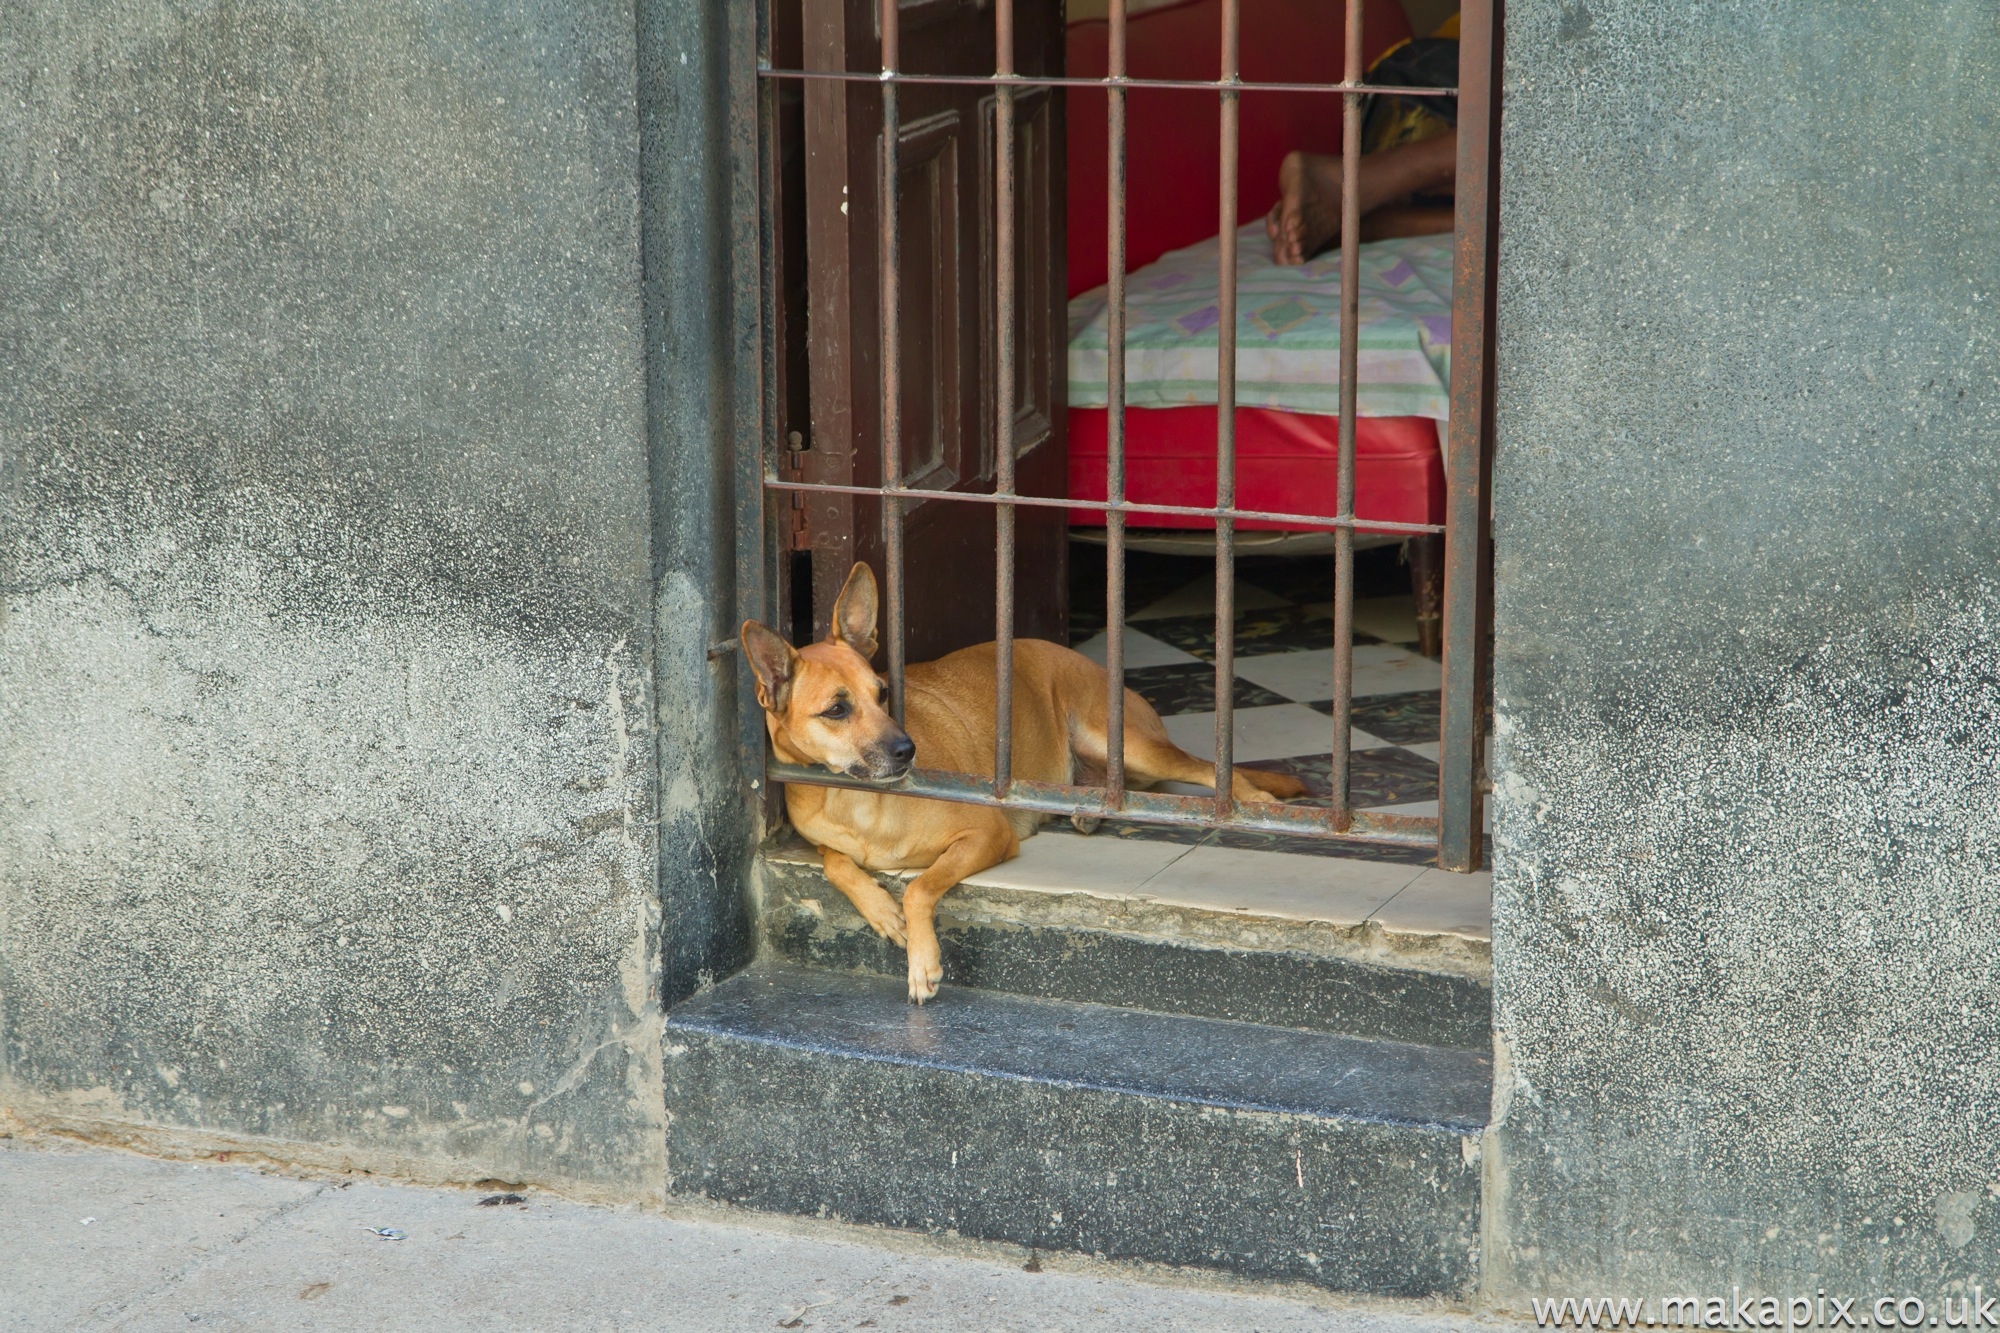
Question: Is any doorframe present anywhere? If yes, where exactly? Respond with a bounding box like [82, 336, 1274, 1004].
[634, 0, 768, 1004]
[734, 0, 1501, 867]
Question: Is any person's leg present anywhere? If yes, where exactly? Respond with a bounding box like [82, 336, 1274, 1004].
[1266, 131, 1457, 264]
[1360, 202, 1457, 242]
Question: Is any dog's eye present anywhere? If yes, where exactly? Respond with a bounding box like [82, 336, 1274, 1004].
[820, 700, 850, 721]
[876, 684, 889, 706]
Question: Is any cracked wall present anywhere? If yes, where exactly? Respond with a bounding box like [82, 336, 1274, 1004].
[0, 0, 669, 1196]
[1487, 0, 2000, 1301]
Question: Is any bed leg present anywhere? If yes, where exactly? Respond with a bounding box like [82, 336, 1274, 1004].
[1409, 534, 1444, 659]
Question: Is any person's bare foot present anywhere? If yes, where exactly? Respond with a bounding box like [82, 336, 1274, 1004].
[1266, 150, 1345, 265]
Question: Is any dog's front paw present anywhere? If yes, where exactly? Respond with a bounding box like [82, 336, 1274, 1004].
[861, 899, 908, 948]
[906, 942, 943, 1005]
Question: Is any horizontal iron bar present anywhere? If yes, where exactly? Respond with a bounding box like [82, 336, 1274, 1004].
[756, 66, 1457, 98]
[766, 762, 1439, 849]
[764, 476, 1443, 536]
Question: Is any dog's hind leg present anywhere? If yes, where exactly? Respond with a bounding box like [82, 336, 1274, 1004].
[818, 847, 908, 947]
[1073, 689, 1306, 803]
[899, 819, 1016, 1004]
[1234, 765, 1310, 799]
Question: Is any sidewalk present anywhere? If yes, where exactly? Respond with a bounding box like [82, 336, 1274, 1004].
[0, 1139, 1490, 1332]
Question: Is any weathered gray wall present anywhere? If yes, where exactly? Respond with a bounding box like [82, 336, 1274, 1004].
[1489, 0, 2000, 1302]
[0, 0, 701, 1198]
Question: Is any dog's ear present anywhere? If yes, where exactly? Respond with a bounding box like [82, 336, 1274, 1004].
[829, 563, 879, 659]
[740, 620, 800, 713]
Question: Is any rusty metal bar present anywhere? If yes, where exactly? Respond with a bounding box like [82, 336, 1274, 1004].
[768, 762, 1438, 848]
[992, 0, 1018, 797]
[1440, 0, 1501, 872]
[763, 477, 1443, 534]
[1328, 0, 1364, 831]
[879, 0, 907, 720]
[1103, 0, 1129, 808]
[1211, 0, 1240, 820]
[750, 0, 788, 829]
[758, 67, 1458, 98]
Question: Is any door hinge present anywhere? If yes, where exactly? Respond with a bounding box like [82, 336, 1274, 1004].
[788, 491, 810, 550]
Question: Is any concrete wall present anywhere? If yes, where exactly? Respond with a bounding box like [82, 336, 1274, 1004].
[0, 0, 751, 1200]
[1488, 0, 2000, 1300]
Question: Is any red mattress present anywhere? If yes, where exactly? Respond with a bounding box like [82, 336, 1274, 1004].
[1067, 407, 1443, 533]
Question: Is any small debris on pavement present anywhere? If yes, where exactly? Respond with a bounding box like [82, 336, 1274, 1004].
[80, 1217, 96, 1226]
[1022, 1249, 1042, 1272]
[888, 1295, 910, 1306]
[360, 1226, 407, 1241]
[477, 1193, 526, 1207]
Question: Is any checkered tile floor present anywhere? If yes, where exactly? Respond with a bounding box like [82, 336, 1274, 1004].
[1065, 547, 1448, 858]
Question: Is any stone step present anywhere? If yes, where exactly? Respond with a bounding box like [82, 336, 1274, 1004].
[759, 834, 1491, 1051]
[664, 963, 1488, 1297]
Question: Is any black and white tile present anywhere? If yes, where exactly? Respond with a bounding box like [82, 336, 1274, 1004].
[1063, 546, 1457, 864]
[823, 547, 1500, 933]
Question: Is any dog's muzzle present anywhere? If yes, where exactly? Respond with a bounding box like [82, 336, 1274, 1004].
[847, 732, 915, 781]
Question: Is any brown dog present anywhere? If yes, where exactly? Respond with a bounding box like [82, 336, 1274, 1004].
[741, 563, 1306, 1002]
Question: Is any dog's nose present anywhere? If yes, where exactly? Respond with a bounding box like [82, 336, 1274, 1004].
[888, 735, 916, 764]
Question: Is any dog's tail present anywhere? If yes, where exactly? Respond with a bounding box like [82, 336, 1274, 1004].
[1235, 766, 1309, 800]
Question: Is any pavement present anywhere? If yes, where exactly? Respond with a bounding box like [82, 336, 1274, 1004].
[0, 1138, 1494, 1333]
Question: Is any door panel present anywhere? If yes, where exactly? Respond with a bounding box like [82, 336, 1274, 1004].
[801, 0, 1066, 666]
[895, 110, 964, 495]
[983, 86, 1055, 462]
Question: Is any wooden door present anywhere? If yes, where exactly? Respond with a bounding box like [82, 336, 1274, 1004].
[797, 0, 1068, 664]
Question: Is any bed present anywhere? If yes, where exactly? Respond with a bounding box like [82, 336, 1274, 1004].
[1062, 0, 1451, 589]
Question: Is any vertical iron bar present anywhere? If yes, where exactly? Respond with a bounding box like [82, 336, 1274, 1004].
[1440, 0, 1500, 871]
[753, 0, 785, 824]
[879, 0, 907, 719]
[1212, 0, 1240, 818]
[1329, 0, 1363, 829]
[1104, 0, 1129, 807]
[992, 0, 1017, 796]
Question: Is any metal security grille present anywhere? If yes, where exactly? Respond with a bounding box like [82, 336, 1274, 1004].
[754, 0, 1497, 871]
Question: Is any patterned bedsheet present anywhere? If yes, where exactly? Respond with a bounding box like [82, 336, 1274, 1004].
[1067, 223, 1453, 420]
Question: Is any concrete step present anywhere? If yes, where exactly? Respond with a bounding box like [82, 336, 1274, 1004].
[759, 835, 1491, 1051]
[664, 963, 1489, 1297]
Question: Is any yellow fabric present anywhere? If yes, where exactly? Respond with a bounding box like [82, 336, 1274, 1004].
[1361, 11, 1458, 154]
[1365, 7, 1460, 70]
[1369, 36, 1413, 71]
[1362, 99, 1450, 153]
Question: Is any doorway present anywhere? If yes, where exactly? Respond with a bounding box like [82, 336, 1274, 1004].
[756, 0, 1497, 875]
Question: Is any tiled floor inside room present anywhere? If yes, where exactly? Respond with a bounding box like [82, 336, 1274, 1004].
[1008, 539, 1491, 942]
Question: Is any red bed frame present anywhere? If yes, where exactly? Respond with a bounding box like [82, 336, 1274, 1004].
[1063, 0, 1446, 540]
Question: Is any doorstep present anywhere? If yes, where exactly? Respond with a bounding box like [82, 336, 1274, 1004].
[761, 824, 1490, 974]
[757, 827, 1491, 1051]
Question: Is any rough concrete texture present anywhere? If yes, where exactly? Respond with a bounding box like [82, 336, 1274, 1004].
[1488, 0, 2000, 1302]
[1, 2, 665, 1195]
[1, 1139, 1501, 1331]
